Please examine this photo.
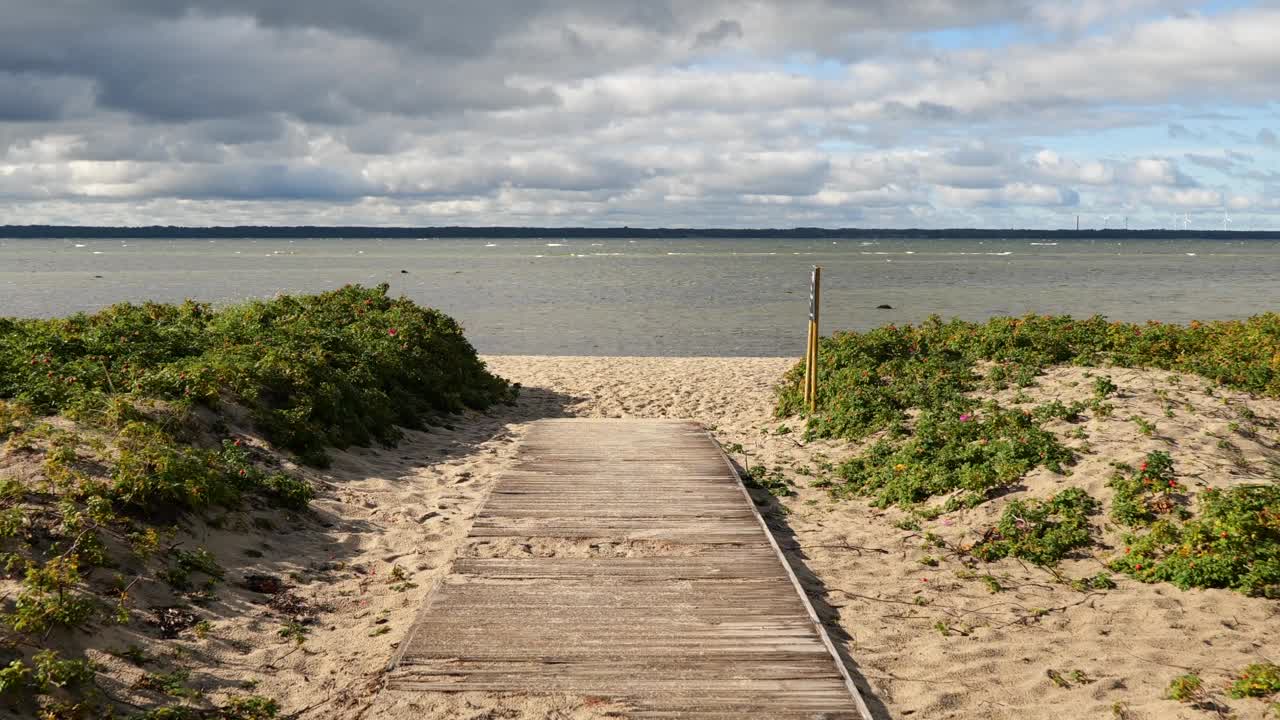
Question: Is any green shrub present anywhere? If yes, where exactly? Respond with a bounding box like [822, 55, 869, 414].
[0, 284, 512, 465]
[1230, 663, 1280, 699]
[8, 557, 96, 634]
[1111, 484, 1280, 596]
[1109, 451, 1184, 527]
[833, 403, 1073, 508]
[1032, 399, 1086, 422]
[0, 399, 32, 438]
[136, 669, 196, 698]
[972, 488, 1099, 566]
[111, 422, 226, 511]
[784, 314, 1280, 432]
[31, 650, 95, 690]
[126, 695, 279, 720]
[743, 465, 796, 497]
[0, 659, 31, 695]
[1167, 673, 1204, 702]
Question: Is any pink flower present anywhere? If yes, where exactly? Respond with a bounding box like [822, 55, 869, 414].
[959, 413, 973, 422]
[388, 328, 398, 336]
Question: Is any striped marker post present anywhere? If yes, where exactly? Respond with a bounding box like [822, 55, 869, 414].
[804, 265, 821, 412]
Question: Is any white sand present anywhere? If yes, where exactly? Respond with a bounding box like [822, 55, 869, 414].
[12, 355, 1278, 719]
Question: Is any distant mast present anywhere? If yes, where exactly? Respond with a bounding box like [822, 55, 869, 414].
[1076, 215, 1079, 231]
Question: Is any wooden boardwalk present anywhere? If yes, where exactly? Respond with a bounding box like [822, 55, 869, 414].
[390, 419, 871, 719]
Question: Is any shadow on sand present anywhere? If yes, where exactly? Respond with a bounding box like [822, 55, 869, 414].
[77, 384, 587, 713]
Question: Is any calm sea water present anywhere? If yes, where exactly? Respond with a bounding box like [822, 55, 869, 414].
[1, 237, 1276, 356]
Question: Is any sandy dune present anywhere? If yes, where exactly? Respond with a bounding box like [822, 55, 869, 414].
[28, 355, 1277, 720]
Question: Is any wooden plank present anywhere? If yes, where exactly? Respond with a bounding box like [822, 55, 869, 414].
[389, 419, 871, 719]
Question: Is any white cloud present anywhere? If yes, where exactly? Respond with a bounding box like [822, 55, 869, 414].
[0, 1, 1278, 226]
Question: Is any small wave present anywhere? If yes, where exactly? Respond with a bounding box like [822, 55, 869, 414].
[1029, 242, 1058, 246]
[545, 243, 563, 247]
[484, 243, 497, 247]
[1185, 252, 1197, 256]
[534, 254, 545, 258]
[74, 243, 86, 248]
[92, 251, 104, 255]
[904, 251, 915, 254]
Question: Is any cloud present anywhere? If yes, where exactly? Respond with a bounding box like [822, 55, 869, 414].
[0, 1, 1278, 226]
[1184, 153, 1234, 172]
[694, 19, 743, 49]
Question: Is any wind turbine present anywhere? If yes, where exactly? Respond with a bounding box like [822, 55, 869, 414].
[1102, 214, 1112, 228]
[1222, 209, 1232, 231]
[1182, 213, 1191, 231]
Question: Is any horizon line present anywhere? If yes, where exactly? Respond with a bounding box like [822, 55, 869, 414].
[2, 225, 1278, 240]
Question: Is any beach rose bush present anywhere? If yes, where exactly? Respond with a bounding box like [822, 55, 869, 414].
[0, 286, 511, 716]
[1110, 484, 1280, 597]
[782, 313, 1280, 595]
[0, 283, 513, 465]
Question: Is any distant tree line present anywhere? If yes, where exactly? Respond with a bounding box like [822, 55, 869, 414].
[1, 225, 1277, 240]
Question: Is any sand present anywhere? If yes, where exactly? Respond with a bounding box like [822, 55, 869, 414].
[11, 355, 1278, 719]
[468, 356, 1280, 720]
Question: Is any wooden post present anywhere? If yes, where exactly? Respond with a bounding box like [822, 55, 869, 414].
[804, 266, 821, 413]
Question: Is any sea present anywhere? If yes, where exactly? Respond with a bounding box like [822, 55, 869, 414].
[1, 236, 1276, 356]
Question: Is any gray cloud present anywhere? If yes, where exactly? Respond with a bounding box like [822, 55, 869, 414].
[0, 0, 1276, 225]
[1184, 153, 1234, 172]
[694, 19, 744, 49]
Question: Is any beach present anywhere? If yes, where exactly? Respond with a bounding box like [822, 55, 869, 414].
[10, 2, 1280, 717]
[22, 353, 1270, 719]
[466, 356, 1280, 720]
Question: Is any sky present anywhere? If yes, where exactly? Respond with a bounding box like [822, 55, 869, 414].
[2, 0, 1279, 229]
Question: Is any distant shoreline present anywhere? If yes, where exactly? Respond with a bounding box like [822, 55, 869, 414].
[2, 225, 1278, 240]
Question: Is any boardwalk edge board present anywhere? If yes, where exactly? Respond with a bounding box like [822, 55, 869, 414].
[705, 426, 876, 720]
